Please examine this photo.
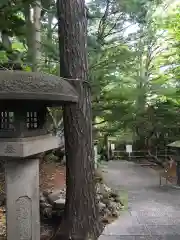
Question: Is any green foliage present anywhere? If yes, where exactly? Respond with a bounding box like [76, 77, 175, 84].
[0, 0, 179, 150]
[90, 0, 180, 149]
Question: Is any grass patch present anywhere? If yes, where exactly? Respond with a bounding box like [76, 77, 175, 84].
[119, 189, 128, 211]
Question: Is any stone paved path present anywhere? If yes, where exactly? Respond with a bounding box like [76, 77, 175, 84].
[99, 161, 180, 240]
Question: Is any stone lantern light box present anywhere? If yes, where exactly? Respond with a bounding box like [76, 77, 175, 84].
[0, 70, 78, 157]
[0, 70, 78, 240]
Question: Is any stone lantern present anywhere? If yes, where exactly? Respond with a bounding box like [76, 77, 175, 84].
[0, 70, 78, 240]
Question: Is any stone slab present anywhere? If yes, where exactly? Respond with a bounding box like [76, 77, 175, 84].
[137, 216, 180, 226]
[54, 198, 65, 209]
[99, 235, 180, 240]
[103, 212, 140, 235]
[98, 161, 180, 240]
[99, 235, 135, 240]
[47, 189, 65, 202]
[0, 134, 59, 157]
[5, 158, 40, 240]
[103, 217, 149, 236]
[147, 225, 180, 236]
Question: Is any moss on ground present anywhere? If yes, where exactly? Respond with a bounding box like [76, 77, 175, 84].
[119, 189, 128, 211]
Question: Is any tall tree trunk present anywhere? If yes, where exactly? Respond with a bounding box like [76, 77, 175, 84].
[24, 4, 34, 66]
[24, 1, 41, 71]
[104, 134, 109, 161]
[32, 0, 41, 71]
[46, 12, 53, 69]
[55, 0, 101, 239]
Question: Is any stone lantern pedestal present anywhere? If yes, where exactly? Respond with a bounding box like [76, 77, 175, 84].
[2, 135, 59, 240]
[5, 159, 40, 240]
[0, 70, 78, 240]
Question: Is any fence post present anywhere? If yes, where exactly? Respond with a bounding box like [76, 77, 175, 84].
[165, 147, 167, 161]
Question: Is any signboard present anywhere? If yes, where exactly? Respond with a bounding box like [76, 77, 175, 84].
[94, 145, 98, 169]
[126, 144, 132, 159]
[111, 143, 115, 150]
[126, 144, 132, 153]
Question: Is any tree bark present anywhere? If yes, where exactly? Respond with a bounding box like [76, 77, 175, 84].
[55, 0, 101, 239]
[24, 1, 41, 71]
[24, 4, 34, 67]
[32, 0, 41, 71]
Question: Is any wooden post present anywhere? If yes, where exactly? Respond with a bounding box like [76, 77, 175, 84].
[176, 161, 180, 186]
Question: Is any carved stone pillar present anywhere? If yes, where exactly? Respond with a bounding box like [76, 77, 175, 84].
[5, 159, 40, 240]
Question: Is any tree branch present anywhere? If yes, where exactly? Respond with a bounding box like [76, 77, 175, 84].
[92, 120, 107, 126]
[97, 0, 110, 43]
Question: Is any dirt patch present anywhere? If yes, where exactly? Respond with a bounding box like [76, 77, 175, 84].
[40, 161, 66, 192]
[0, 161, 66, 194]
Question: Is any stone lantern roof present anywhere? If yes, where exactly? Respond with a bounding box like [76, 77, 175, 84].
[0, 70, 78, 104]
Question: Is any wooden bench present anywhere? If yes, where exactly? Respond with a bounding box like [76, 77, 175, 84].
[159, 158, 177, 186]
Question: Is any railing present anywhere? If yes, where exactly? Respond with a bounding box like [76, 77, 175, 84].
[112, 150, 148, 160]
[112, 148, 170, 164]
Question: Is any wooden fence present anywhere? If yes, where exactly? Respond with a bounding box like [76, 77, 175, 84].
[112, 148, 171, 164]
